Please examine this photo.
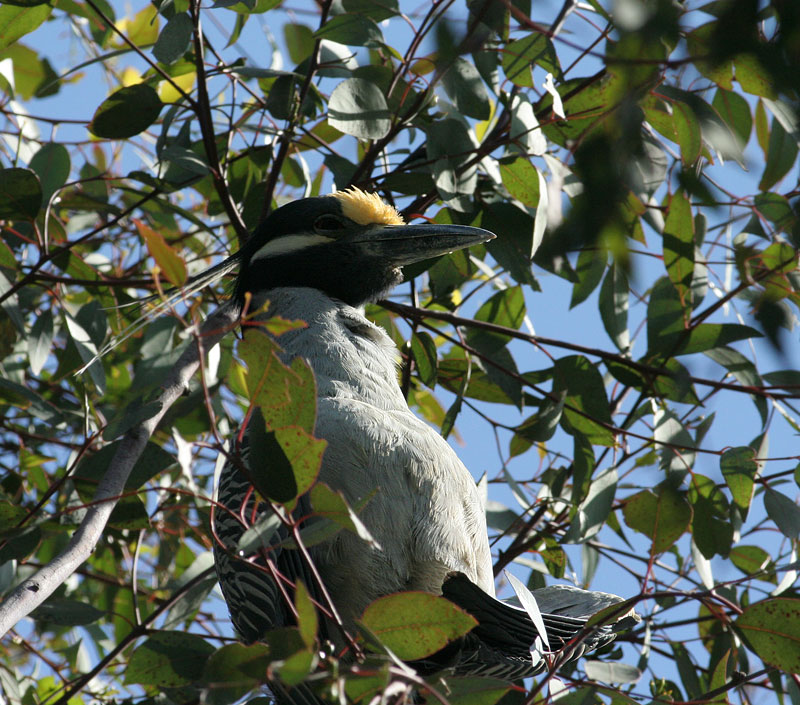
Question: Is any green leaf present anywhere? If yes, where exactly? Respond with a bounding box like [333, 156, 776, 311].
[499, 157, 540, 207]
[705, 346, 767, 425]
[89, 84, 163, 139]
[686, 23, 733, 89]
[427, 118, 479, 209]
[73, 440, 175, 491]
[246, 409, 324, 504]
[646, 276, 685, 356]
[720, 446, 757, 515]
[467, 286, 525, 353]
[32, 597, 105, 626]
[411, 331, 437, 387]
[760, 241, 798, 274]
[125, 631, 214, 687]
[236, 511, 281, 556]
[754, 192, 795, 231]
[735, 54, 777, 99]
[360, 592, 477, 660]
[441, 56, 490, 120]
[571, 248, 606, 308]
[759, 117, 799, 191]
[102, 398, 163, 441]
[152, 13, 192, 65]
[29, 143, 70, 206]
[763, 488, 800, 540]
[27, 308, 53, 376]
[663, 190, 695, 311]
[0, 167, 41, 219]
[438, 359, 515, 405]
[0, 501, 26, 531]
[314, 14, 383, 47]
[134, 218, 187, 286]
[736, 598, 800, 673]
[342, 0, 399, 21]
[239, 333, 317, 433]
[0, 2, 51, 50]
[654, 406, 696, 479]
[598, 262, 629, 352]
[672, 101, 702, 165]
[65, 305, 106, 394]
[729, 545, 773, 577]
[712, 88, 752, 148]
[502, 33, 561, 87]
[564, 467, 618, 543]
[162, 552, 218, 630]
[622, 487, 692, 553]
[283, 22, 314, 63]
[294, 580, 318, 649]
[554, 355, 614, 446]
[678, 323, 762, 356]
[202, 643, 270, 705]
[482, 202, 538, 288]
[648, 274, 762, 357]
[328, 78, 390, 139]
[439, 676, 510, 705]
[310, 482, 379, 548]
[513, 391, 565, 444]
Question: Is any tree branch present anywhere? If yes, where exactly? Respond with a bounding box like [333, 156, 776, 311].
[0, 303, 239, 637]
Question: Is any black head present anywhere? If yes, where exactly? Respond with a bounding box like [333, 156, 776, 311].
[234, 188, 495, 308]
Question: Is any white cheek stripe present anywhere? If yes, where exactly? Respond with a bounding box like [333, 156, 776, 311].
[250, 234, 335, 261]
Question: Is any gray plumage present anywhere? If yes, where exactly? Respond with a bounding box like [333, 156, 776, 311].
[215, 288, 493, 641]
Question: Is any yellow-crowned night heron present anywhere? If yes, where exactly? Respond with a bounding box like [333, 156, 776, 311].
[211, 189, 638, 697]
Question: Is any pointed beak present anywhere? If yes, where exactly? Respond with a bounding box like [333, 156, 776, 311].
[347, 222, 495, 266]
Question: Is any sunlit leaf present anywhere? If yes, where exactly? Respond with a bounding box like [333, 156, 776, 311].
[0, 2, 50, 50]
[721, 446, 758, 515]
[442, 56, 490, 120]
[622, 488, 692, 554]
[314, 14, 383, 48]
[328, 78, 390, 139]
[361, 592, 476, 660]
[737, 598, 800, 673]
[29, 143, 70, 206]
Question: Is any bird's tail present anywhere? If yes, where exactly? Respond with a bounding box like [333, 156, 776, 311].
[438, 572, 640, 680]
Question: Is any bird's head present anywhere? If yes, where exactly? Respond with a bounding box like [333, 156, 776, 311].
[235, 188, 495, 307]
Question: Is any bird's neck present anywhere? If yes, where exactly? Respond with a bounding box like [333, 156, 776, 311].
[246, 287, 407, 411]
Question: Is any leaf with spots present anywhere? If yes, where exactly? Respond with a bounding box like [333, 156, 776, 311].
[737, 598, 800, 674]
[622, 488, 692, 554]
[360, 592, 476, 660]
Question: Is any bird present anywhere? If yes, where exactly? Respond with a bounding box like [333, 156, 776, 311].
[210, 188, 639, 700]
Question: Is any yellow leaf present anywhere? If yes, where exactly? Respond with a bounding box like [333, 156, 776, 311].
[134, 219, 186, 287]
[159, 71, 196, 103]
[121, 66, 142, 87]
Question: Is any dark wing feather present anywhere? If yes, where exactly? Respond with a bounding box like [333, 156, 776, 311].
[440, 572, 639, 680]
[213, 443, 326, 643]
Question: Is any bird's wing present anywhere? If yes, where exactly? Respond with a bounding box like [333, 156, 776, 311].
[213, 443, 325, 644]
[440, 572, 639, 679]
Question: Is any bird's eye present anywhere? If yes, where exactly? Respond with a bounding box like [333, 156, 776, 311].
[315, 215, 345, 232]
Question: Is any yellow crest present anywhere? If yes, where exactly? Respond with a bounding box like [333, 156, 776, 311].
[333, 187, 404, 226]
